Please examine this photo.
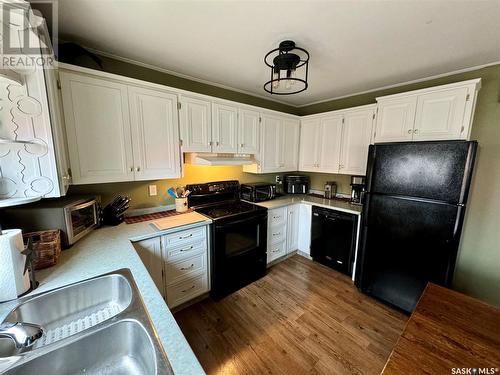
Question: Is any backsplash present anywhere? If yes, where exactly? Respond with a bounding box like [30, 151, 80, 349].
[68, 164, 278, 209]
[68, 164, 356, 209]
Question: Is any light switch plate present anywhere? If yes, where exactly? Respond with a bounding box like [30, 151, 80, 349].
[148, 185, 157, 196]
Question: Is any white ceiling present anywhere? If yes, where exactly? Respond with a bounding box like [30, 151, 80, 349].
[56, 0, 500, 107]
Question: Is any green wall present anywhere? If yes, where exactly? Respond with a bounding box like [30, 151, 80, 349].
[300, 64, 500, 307]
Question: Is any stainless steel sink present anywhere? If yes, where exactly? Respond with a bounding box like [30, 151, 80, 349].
[0, 269, 173, 374]
[3, 320, 156, 375]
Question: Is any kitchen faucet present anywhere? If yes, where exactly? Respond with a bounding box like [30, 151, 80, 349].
[0, 322, 44, 348]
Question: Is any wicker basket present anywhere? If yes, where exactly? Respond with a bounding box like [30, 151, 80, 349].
[23, 230, 61, 270]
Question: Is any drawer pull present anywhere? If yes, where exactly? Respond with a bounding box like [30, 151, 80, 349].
[180, 264, 194, 271]
[273, 216, 280, 219]
[179, 233, 193, 239]
[181, 285, 195, 293]
[272, 232, 280, 236]
[179, 246, 194, 252]
[271, 248, 280, 253]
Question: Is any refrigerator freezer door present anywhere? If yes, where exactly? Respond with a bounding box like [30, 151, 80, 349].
[357, 193, 464, 313]
[366, 141, 476, 204]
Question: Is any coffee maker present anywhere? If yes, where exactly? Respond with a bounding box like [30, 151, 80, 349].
[350, 176, 366, 205]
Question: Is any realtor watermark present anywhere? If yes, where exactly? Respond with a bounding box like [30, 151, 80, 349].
[1, 0, 58, 69]
[451, 368, 499, 374]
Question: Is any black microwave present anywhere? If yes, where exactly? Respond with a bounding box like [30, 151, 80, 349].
[240, 183, 276, 202]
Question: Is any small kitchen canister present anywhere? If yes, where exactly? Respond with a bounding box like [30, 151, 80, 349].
[175, 197, 188, 213]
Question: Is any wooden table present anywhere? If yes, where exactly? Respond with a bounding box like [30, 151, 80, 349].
[382, 283, 500, 375]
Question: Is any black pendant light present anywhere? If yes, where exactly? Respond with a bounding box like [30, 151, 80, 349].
[264, 40, 309, 95]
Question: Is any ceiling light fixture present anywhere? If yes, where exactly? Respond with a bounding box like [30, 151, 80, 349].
[264, 40, 309, 95]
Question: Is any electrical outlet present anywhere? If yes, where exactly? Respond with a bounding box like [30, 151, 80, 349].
[148, 185, 157, 196]
[275, 175, 281, 183]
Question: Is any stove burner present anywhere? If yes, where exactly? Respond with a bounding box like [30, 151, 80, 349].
[195, 201, 264, 220]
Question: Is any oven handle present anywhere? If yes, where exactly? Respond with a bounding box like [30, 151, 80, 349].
[215, 214, 266, 229]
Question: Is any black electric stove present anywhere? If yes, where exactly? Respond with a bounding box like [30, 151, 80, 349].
[186, 181, 268, 299]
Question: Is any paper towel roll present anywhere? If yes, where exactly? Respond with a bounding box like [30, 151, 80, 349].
[0, 229, 31, 302]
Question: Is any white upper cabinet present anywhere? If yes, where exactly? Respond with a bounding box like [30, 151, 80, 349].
[128, 86, 181, 180]
[340, 108, 375, 175]
[61, 72, 134, 184]
[299, 106, 374, 175]
[212, 103, 238, 153]
[318, 115, 343, 173]
[244, 113, 299, 173]
[413, 87, 468, 141]
[374, 97, 416, 142]
[259, 114, 281, 172]
[60, 69, 182, 184]
[238, 109, 260, 154]
[179, 96, 212, 152]
[298, 119, 320, 171]
[280, 118, 300, 171]
[374, 79, 481, 143]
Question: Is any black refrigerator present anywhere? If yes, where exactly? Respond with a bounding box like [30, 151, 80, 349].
[355, 140, 477, 313]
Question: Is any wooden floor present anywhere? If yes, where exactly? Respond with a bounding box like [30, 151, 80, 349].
[174, 255, 408, 375]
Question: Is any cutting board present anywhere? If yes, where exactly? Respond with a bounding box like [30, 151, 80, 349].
[151, 211, 209, 231]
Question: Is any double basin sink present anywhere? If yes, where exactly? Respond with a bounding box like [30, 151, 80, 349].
[0, 269, 173, 374]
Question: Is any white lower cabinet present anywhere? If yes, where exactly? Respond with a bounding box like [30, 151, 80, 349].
[133, 238, 165, 297]
[267, 205, 300, 264]
[162, 226, 210, 308]
[298, 204, 312, 255]
[133, 225, 209, 309]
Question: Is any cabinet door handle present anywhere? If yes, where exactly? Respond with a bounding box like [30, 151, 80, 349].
[413, 129, 419, 134]
[407, 129, 412, 134]
[180, 264, 194, 271]
[209, 141, 213, 146]
[179, 246, 194, 252]
[240, 143, 244, 148]
[130, 167, 134, 172]
[181, 285, 195, 293]
[136, 166, 141, 172]
[216, 141, 220, 146]
[179, 233, 193, 239]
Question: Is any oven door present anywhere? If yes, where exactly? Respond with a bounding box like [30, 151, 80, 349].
[211, 212, 267, 298]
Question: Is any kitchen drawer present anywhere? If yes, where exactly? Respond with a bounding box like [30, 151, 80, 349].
[163, 226, 206, 249]
[268, 207, 287, 227]
[163, 238, 206, 261]
[166, 253, 207, 285]
[166, 273, 208, 308]
[268, 223, 286, 245]
[267, 240, 286, 263]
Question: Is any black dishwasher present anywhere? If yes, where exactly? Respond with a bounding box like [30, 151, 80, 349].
[310, 206, 358, 276]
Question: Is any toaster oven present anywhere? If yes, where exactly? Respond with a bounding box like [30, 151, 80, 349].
[4, 196, 100, 247]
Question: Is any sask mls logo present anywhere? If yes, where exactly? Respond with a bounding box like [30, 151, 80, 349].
[452, 368, 499, 374]
[1, 0, 58, 69]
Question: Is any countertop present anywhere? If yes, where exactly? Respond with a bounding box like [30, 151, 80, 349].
[0, 214, 211, 375]
[382, 283, 500, 374]
[251, 194, 363, 215]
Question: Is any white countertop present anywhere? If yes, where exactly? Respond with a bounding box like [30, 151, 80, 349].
[0, 213, 211, 375]
[251, 194, 363, 215]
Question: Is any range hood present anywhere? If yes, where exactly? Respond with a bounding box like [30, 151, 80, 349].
[185, 153, 254, 166]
